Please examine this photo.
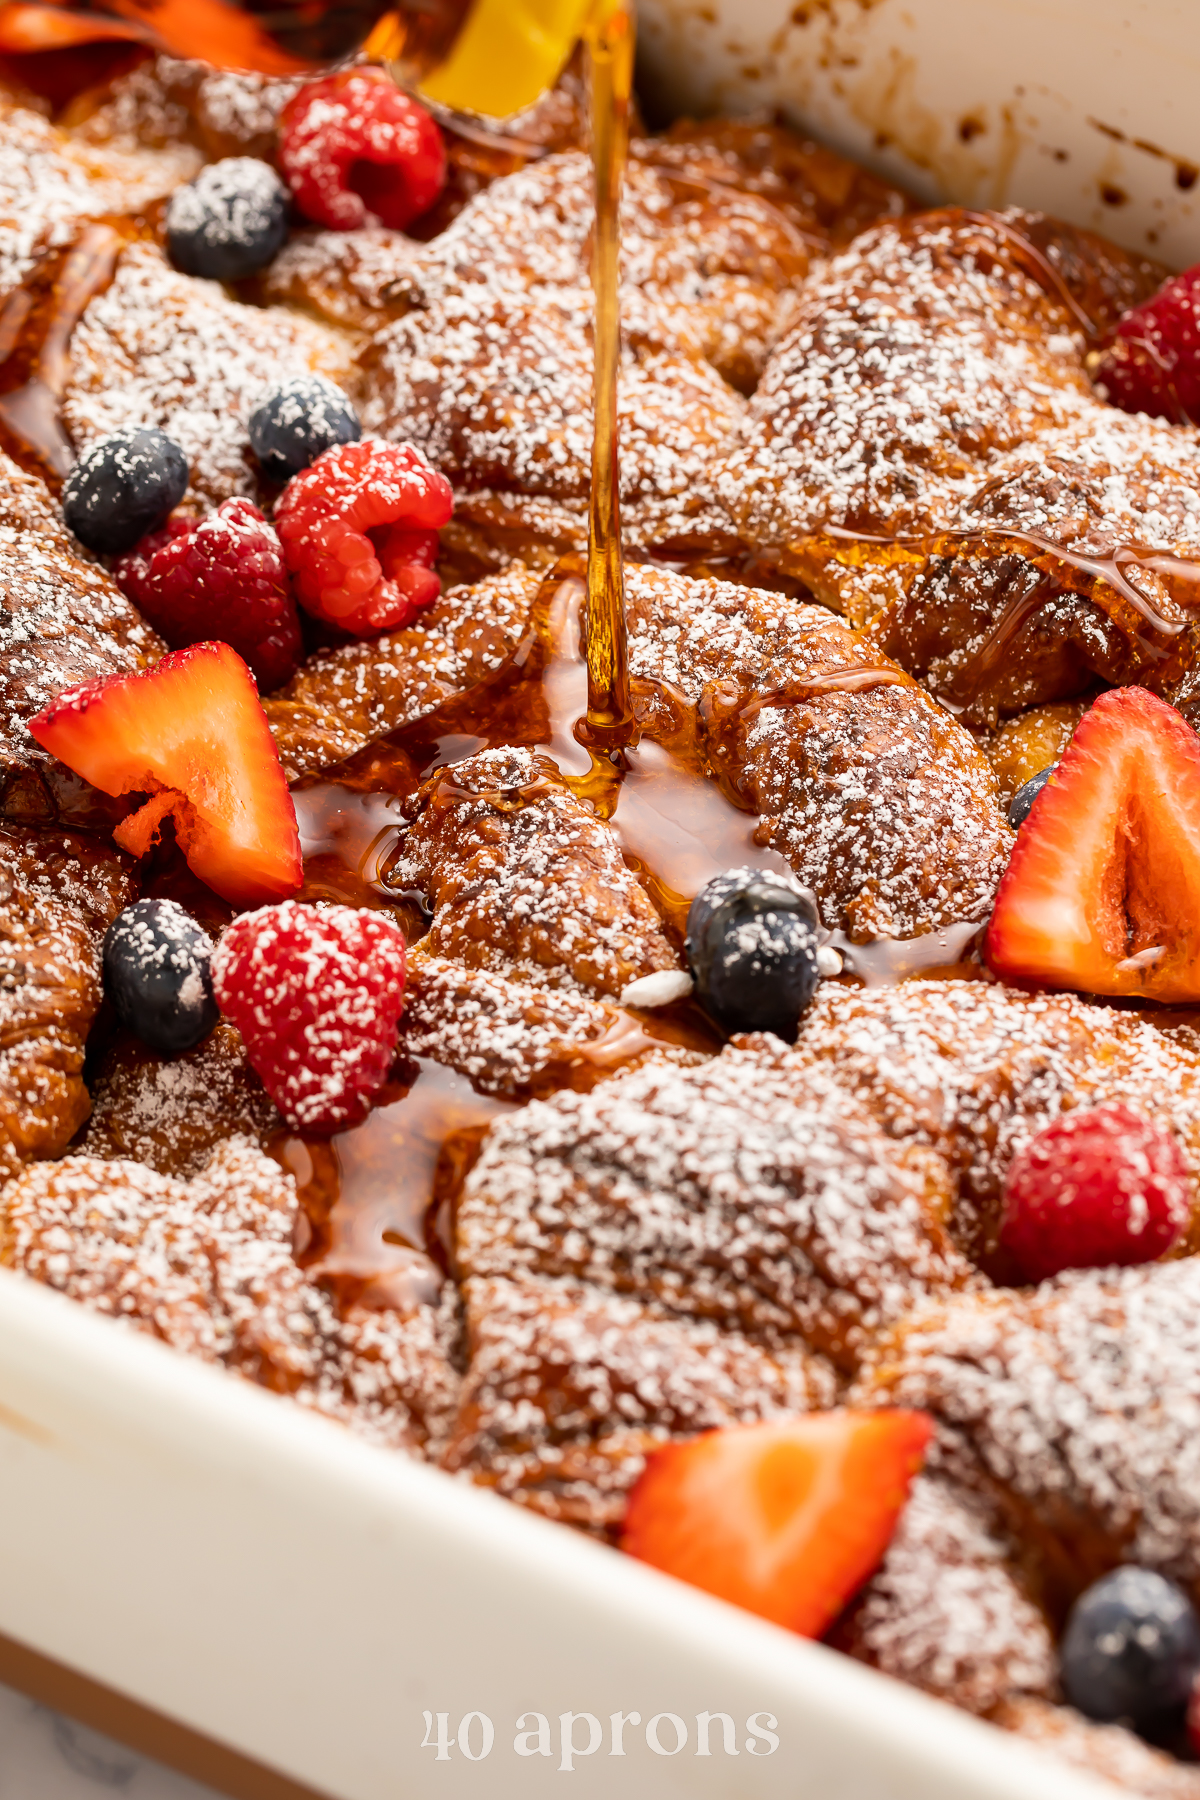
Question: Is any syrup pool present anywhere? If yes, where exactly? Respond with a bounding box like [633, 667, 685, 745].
[271, 1056, 515, 1310]
[290, 565, 795, 948]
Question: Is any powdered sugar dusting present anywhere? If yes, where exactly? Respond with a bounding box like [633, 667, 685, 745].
[82, 1020, 280, 1176]
[792, 978, 1200, 1254]
[0, 90, 193, 300]
[458, 1041, 975, 1370]
[0, 1137, 460, 1453]
[0, 823, 133, 1181]
[995, 1699, 1200, 1799]
[859, 1258, 1200, 1582]
[393, 745, 679, 998]
[444, 1272, 834, 1526]
[841, 1473, 1056, 1712]
[623, 562, 1012, 937]
[62, 243, 354, 505]
[265, 562, 538, 779]
[0, 451, 161, 800]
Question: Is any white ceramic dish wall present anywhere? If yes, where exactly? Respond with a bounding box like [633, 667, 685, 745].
[639, 0, 1200, 268]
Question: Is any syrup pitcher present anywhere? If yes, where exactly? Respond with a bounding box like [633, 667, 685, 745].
[0, 0, 624, 126]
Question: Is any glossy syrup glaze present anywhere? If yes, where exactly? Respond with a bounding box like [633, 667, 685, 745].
[282, 540, 1002, 1275]
[271, 1054, 514, 1309]
[0, 216, 145, 483]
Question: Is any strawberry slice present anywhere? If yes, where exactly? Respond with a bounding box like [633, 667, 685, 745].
[621, 1410, 931, 1637]
[986, 687, 1200, 1002]
[28, 642, 301, 907]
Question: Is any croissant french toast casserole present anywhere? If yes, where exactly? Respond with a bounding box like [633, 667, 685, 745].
[8, 37, 1200, 1791]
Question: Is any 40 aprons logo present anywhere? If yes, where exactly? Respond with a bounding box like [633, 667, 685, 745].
[421, 1710, 780, 1769]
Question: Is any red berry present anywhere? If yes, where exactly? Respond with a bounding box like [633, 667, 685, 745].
[28, 642, 301, 908]
[1000, 1103, 1191, 1282]
[211, 900, 407, 1132]
[274, 438, 453, 636]
[622, 1411, 932, 1638]
[279, 69, 446, 233]
[113, 499, 302, 692]
[986, 688, 1200, 1004]
[1093, 264, 1200, 424]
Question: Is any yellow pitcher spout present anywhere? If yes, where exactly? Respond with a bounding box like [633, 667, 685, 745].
[415, 0, 625, 119]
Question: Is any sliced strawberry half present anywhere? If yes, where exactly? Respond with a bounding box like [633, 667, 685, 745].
[987, 686, 1200, 1002]
[28, 642, 302, 907]
[621, 1410, 931, 1637]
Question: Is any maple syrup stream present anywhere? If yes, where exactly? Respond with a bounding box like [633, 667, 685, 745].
[581, 0, 633, 752]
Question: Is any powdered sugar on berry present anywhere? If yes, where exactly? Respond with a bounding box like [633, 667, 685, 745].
[63, 244, 353, 505]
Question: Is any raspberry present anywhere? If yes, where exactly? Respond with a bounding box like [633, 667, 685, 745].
[211, 901, 407, 1132]
[1000, 1102, 1191, 1282]
[274, 438, 453, 636]
[279, 69, 446, 233]
[1093, 264, 1200, 423]
[114, 498, 302, 692]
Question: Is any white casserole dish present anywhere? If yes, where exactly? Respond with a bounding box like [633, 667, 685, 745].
[4, 3, 1200, 1795]
[0, 1268, 1127, 1799]
[639, 0, 1200, 267]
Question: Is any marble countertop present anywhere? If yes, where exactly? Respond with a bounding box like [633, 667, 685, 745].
[0, 1683, 221, 1800]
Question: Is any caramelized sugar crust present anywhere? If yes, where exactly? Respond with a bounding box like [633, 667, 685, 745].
[0, 824, 132, 1179]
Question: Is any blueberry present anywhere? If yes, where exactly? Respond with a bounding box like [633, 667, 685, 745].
[248, 376, 362, 483]
[686, 867, 822, 1040]
[1008, 764, 1055, 829]
[1061, 1568, 1200, 1734]
[62, 428, 189, 555]
[103, 899, 219, 1056]
[165, 157, 288, 282]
